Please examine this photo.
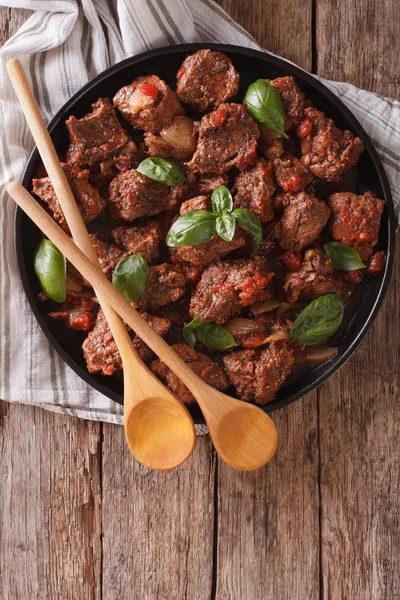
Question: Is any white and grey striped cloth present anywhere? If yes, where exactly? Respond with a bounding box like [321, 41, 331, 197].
[0, 0, 399, 428]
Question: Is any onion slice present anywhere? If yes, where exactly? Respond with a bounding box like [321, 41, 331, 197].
[294, 346, 338, 365]
[251, 298, 282, 315]
[160, 116, 198, 153]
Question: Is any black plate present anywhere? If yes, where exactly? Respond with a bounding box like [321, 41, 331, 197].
[15, 43, 396, 424]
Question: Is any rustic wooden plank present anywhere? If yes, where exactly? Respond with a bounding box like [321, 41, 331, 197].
[215, 3, 320, 599]
[316, 2, 400, 598]
[0, 403, 102, 600]
[101, 427, 215, 600]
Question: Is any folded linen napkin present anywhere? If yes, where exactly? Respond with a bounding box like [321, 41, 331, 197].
[0, 0, 398, 429]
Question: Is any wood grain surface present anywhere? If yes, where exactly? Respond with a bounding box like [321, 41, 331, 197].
[0, 2, 399, 599]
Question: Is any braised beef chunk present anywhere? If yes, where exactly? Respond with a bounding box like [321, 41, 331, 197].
[170, 195, 246, 266]
[89, 233, 127, 280]
[233, 158, 275, 223]
[186, 172, 230, 195]
[82, 309, 171, 375]
[268, 76, 306, 131]
[282, 247, 343, 302]
[258, 127, 284, 161]
[190, 258, 274, 324]
[275, 192, 331, 251]
[151, 343, 229, 405]
[274, 153, 314, 193]
[113, 75, 184, 134]
[66, 99, 130, 167]
[298, 107, 364, 181]
[32, 164, 106, 225]
[327, 191, 385, 260]
[136, 263, 186, 311]
[223, 343, 295, 404]
[112, 219, 163, 264]
[108, 169, 185, 221]
[49, 296, 95, 332]
[188, 104, 260, 174]
[176, 49, 240, 112]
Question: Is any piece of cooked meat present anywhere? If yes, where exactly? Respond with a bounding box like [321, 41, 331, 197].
[281, 247, 343, 302]
[66, 98, 130, 166]
[190, 258, 274, 324]
[275, 192, 331, 252]
[108, 169, 186, 221]
[135, 263, 187, 311]
[273, 153, 315, 193]
[169, 195, 246, 266]
[267, 76, 306, 131]
[186, 171, 230, 196]
[188, 103, 260, 174]
[32, 163, 106, 225]
[257, 127, 284, 161]
[297, 107, 364, 181]
[112, 219, 163, 264]
[150, 343, 229, 405]
[223, 343, 294, 404]
[82, 309, 171, 376]
[233, 157, 276, 222]
[89, 233, 128, 280]
[113, 75, 184, 134]
[176, 49, 240, 112]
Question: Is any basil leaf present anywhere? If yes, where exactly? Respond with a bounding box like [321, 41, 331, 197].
[196, 323, 236, 350]
[244, 79, 289, 139]
[232, 208, 263, 250]
[187, 316, 203, 329]
[212, 185, 233, 216]
[216, 214, 236, 242]
[112, 253, 149, 302]
[137, 157, 186, 186]
[290, 294, 344, 345]
[324, 242, 366, 271]
[183, 324, 197, 348]
[34, 238, 66, 302]
[166, 210, 217, 247]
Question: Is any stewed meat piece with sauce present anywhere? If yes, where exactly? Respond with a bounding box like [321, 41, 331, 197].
[327, 191, 385, 262]
[281, 247, 343, 302]
[49, 296, 95, 332]
[233, 158, 276, 222]
[297, 107, 364, 181]
[223, 343, 295, 404]
[258, 127, 284, 161]
[112, 219, 163, 264]
[32, 164, 106, 225]
[66, 98, 130, 167]
[108, 169, 186, 221]
[151, 343, 229, 406]
[169, 195, 246, 266]
[274, 153, 314, 193]
[89, 233, 128, 280]
[82, 309, 171, 376]
[268, 76, 306, 131]
[190, 258, 274, 324]
[113, 75, 184, 134]
[275, 192, 331, 252]
[188, 103, 260, 174]
[136, 263, 187, 311]
[176, 49, 240, 112]
[186, 172, 229, 196]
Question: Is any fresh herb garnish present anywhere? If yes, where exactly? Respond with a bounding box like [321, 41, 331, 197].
[34, 238, 66, 302]
[137, 157, 186, 186]
[324, 242, 366, 271]
[166, 186, 262, 249]
[290, 294, 344, 345]
[112, 253, 149, 302]
[244, 79, 289, 139]
[183, 316, 236, 350]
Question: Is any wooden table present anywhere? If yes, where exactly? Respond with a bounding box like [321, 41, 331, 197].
[1, 2, 399, 598]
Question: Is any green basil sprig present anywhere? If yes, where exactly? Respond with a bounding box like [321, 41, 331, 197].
[137, 157, 186, 186]
[183, 316, 236, 350]
[34, 238, 66, 302]
[166, 185, 262, 250]
[112, 253, 149, 302]
[324, 242, 366, 271]
[290, 294, 344, 345]
[244, 79, 289, 139]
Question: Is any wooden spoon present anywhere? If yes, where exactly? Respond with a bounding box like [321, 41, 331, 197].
[7, 58, 196, 471]
[8, 182, 278, 470]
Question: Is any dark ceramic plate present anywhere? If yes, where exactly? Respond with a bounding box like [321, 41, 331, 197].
[15, 44, 396, 424]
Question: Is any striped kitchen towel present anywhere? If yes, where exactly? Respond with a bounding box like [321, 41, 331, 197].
[0, 0, 398, 428]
